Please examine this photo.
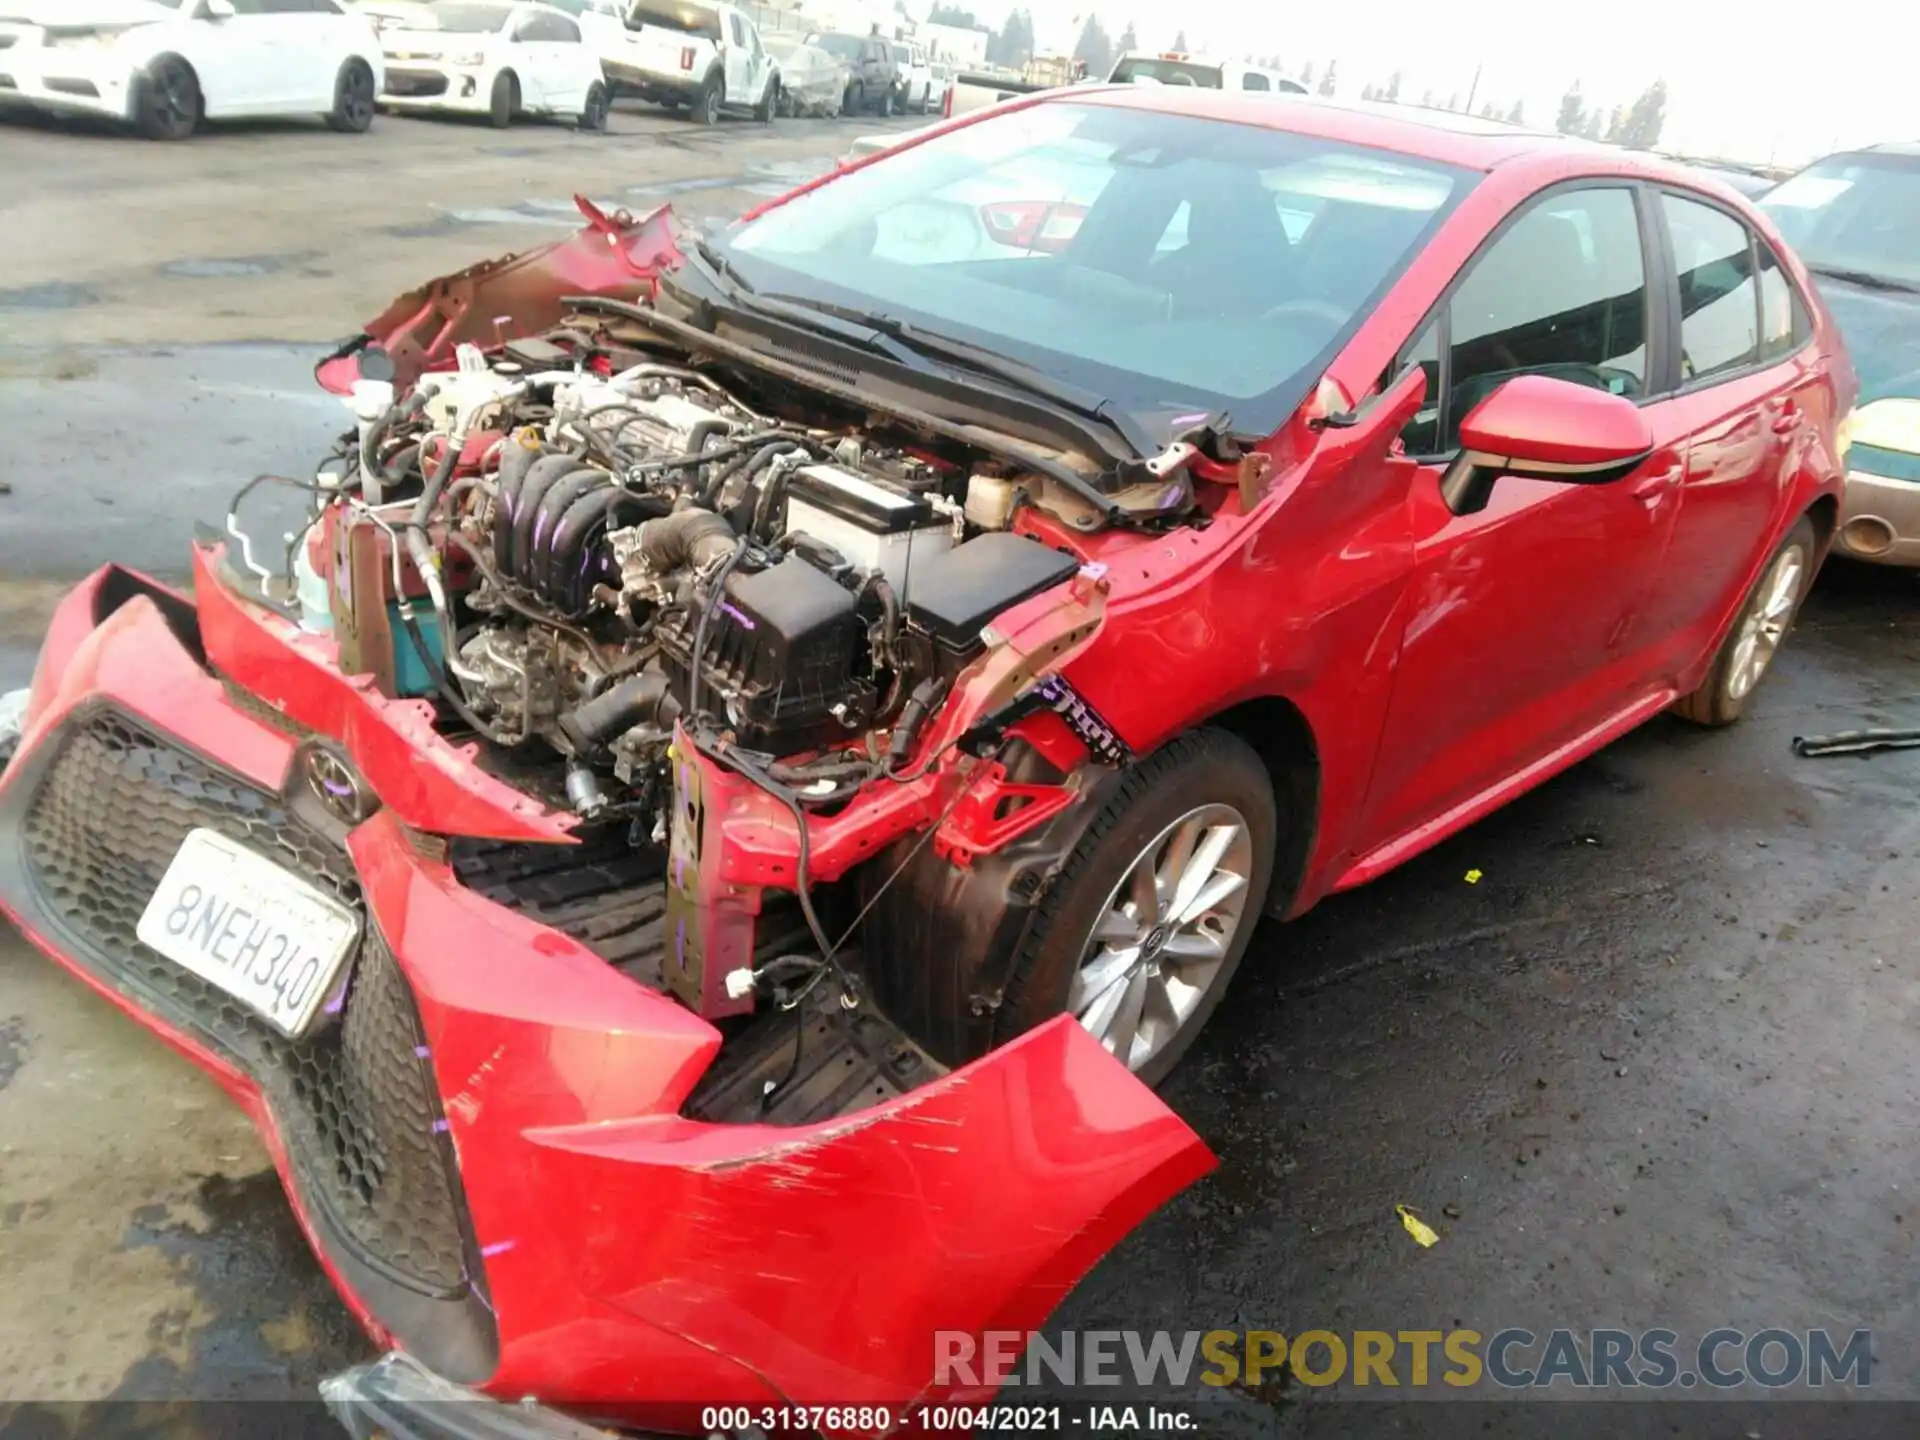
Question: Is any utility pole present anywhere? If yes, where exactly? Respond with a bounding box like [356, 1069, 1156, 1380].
[1463, 62, 1481, 115]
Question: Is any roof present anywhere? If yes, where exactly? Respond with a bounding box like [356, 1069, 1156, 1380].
[1060, 85, 1585, 171]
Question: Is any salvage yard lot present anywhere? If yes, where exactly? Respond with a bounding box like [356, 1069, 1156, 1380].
[2, 100, 1919, 1437]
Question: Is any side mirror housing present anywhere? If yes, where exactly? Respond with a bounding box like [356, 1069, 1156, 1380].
[1441, 375, 1654, 515]
[204, 0, 235, 17]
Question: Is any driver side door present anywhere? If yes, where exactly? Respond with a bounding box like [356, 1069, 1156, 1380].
[1351, 183, 1690, 876]
[721, 10, 754, 103]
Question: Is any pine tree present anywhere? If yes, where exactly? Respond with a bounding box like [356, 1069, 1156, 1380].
[1506, 99, 1525, 126]
[1383, 70, 1402, 102]
[1619, 79, 1668, 148]
[1170, 28, 1188, 51]
[1555, 83, 1585, 136]
[1317, 60, 1337, 97]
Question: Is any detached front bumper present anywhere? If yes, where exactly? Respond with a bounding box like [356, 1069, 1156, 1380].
[0, 556, 1210, 1426]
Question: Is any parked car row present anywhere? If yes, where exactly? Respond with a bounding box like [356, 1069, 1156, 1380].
[0, 0, 789, 136]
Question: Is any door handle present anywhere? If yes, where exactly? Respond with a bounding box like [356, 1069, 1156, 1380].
[1769, 400, 1801, 436]
[1628, 465, 1681, 506]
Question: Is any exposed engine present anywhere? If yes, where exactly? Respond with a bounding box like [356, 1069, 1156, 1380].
[297, 336, 1081, 833]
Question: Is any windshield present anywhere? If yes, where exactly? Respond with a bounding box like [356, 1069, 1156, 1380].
[1761, 152, 1920, 288]
[413, 3, 512, 31]
[1109, 57, 1223, 88]
[812, 32, 864, 60]
[719, 100, 1469, 437]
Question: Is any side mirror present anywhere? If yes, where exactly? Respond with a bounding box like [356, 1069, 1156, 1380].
[1441, 374, 1654, 515]
[204, 0, 235, 16]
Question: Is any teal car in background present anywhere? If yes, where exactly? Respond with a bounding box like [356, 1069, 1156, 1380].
[1762, 143, 1920, 566]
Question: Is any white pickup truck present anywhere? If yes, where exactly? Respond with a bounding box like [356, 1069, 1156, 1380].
[602, 0, 778, 125]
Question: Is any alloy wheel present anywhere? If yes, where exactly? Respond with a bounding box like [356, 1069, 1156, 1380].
[1726, 543, 1806, 702]
[1071, 803, 1254, 1073]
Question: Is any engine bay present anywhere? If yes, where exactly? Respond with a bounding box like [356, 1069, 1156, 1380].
[247, 317, 1114, 1070]
[294, 331, 1084, 818]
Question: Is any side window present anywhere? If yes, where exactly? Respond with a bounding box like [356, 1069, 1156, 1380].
[554, 14, 580, 41]
[1441, 186, 1649, 449]
[1757, 240, 1810, 361]
[1242, 72, 1270, 92]
[728, 13, 745, 45]
[1662, 193, 1758, 381]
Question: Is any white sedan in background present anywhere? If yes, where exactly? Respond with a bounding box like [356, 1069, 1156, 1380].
[377, 0, 609, 128]
[0, 0, 384, 141]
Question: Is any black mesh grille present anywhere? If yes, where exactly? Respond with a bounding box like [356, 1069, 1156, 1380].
[17, 710, 476, 1299]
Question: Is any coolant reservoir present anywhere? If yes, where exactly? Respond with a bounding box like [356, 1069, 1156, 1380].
[964, 473, 1025, 530]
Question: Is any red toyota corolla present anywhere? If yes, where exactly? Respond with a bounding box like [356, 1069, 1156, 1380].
[0, 87, 1852, 1432]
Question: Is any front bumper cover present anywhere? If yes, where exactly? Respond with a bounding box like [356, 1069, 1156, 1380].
[0, 559, 1212, 1425]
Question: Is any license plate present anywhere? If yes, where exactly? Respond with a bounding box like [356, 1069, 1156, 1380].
[136, 828, 361, 1038]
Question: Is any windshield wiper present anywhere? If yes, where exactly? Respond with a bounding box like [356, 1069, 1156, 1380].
[756, 295, 1164, 458]
[685, 233, 757, 296]
[1809, 264, 1920, 295]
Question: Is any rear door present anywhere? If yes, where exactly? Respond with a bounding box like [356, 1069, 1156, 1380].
[1633, 191, 1825, 668]
[1357, 183, 1690, 859]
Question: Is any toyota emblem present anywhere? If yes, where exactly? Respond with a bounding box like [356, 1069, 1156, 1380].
[302, 744, 377, 826]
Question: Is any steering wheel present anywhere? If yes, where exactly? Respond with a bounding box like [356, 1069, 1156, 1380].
[1260, 298, 1349, 329]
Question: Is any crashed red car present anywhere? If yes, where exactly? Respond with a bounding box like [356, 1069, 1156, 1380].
[0, 88, 1852, 1429]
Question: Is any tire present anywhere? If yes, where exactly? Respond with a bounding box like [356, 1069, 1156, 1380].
[578, 80, 609, 132]
[876, 83, 894, 117]
[324, 57, 376, 133]
[488, 70, 518, 129]
[841, 82, 861, 116]
[1673, 515, 1817, 727]
[135, 55, 199, 141]
[753, 75, 777, 123]
[692, 71, 721, 125]
[914, 85, 928, 114]
[995, 728, 1278, 1088]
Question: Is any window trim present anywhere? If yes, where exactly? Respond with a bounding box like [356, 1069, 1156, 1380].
[1389, 177, 1666, 462]
[1651, 184, 1813, 397]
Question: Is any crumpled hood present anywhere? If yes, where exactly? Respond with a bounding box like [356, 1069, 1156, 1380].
[0, 0, 169, 27]
[1814, 274, 1920, 403]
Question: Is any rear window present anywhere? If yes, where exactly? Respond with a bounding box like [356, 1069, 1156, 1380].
[632, 0, 722, 40]
[723, 100, 1469, 438]
[1109, 57, 1223, 88]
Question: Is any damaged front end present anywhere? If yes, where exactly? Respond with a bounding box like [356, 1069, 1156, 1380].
[0, 197, 1215, 1429]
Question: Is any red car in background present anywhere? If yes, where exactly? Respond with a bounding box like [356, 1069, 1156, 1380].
[0, 87, 1851, 1433]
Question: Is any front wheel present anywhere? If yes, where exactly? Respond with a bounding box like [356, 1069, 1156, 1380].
[325, 57, 376, 133]
[876, 83, 894, 116]
[692, 72, 722, 125]
[841, 81, 861, 116]
[488, 70, 518, 128]
[1673, 515, 1817, 726]
[578, 80, 609, 131]
[136, 56, 200, 140]
[995, 729, 1277, 1087]
[753, 76, 777, 123]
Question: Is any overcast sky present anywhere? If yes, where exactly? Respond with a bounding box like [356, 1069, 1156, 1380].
[913, 0, 1916, 167]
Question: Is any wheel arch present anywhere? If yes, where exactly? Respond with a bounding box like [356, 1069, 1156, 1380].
[1190, 694, 1320, 919]
[1804, 491, 1839, 559]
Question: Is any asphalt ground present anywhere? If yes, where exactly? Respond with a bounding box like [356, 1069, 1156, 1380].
[2, 96, 1918, 1440]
